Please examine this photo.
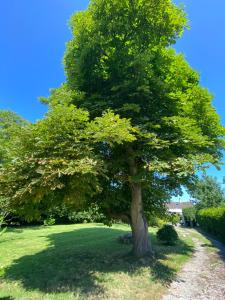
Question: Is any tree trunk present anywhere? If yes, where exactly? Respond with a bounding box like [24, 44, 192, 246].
[127, 148, 152, 257]
[130, 183, 152, 257]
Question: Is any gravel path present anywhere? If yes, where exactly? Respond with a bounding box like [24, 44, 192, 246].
[163, 229, 225, 300]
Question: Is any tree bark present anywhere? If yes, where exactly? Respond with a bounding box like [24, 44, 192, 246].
[130, 183, 152, 257]
[128, 149, 152, 257]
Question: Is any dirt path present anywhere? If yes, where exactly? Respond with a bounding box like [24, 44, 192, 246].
[163, 229, 225, 300]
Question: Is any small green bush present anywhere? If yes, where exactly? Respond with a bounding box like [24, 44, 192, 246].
[196, 206, 225, 241]
[43, 217, 56, 226]
[157, 224, 178, 245]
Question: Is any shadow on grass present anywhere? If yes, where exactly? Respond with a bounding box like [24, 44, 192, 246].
[3, 226, 193, 297]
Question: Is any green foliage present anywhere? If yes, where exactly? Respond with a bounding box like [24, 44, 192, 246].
[0, 105, 134, 220]
[65, 0, 187, 94]
[149, 213, 180, 227]
[148, 216, 167, 228]
[0, 197, 11, 237]
[0, 105, 98, 220]
[148, 212, 180, 228]
[0, 197, 11, 226]
[146, 206, 180, 227]
[68, 204, 105, 223]
[168, 213, 180, 225]
[43, 217, 56, 226]
[87, 110, 136, 145]
[196, 207, 225, 241]
[48, 203, 105, 224]
[189, 176, 225, 209]
[157, 224, 178, 245]
[0, 110, 28, 164]
[183, 207, 197, 223]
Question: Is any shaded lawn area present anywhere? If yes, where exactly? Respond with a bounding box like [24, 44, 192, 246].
[0, 224, 194, 300]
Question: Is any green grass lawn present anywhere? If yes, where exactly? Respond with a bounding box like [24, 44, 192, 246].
[0, 224, 194, 300]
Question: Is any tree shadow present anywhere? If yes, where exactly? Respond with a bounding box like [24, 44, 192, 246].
[196, 228, 225, 261]
[3, 226, 193, 298]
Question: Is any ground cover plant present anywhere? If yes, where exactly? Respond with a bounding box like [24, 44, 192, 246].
[0, 224, 194, 300]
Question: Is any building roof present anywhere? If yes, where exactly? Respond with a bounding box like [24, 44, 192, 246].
[166, 202, 193, 210]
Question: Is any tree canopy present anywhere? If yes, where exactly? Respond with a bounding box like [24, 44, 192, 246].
[63, 0, 224, 178]
[0, 105, 135, 220]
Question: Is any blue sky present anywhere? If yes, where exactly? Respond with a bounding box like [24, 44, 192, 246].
[0, 0, 225, 198]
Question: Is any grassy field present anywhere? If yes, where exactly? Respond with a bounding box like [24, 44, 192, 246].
[0, 224, 194, 300]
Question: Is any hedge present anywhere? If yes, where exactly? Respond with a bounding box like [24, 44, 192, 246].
[196, 206, 225, 241]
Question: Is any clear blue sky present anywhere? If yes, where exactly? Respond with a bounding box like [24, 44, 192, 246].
[0, 0, 225, 198]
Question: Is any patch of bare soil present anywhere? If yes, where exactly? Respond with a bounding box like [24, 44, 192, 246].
[162, 230, 225, 300]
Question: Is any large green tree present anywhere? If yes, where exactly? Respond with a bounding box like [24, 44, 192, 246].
[0, 0, 224, 257]
[62, 0, 225, 256]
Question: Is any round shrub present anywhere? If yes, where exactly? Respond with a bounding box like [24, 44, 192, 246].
[157, 224, 178, 245]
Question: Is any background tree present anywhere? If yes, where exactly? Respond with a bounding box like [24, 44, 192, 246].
[0, 110, 28, 164]
[0, 196, 12, 236]
[189, 176, 225, 209]
[0, 110, 28, 231]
